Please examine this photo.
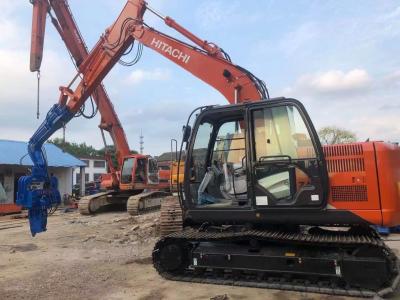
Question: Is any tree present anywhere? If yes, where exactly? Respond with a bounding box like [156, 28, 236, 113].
[49, 138, 139, 169]
[318, 126, 357, 145]
[48, 138, 100, 157]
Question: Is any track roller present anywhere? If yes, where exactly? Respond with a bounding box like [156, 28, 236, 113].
[159, 196, 182, 236]
[126, 191, 172, 216]
[78, 192, 112, 215]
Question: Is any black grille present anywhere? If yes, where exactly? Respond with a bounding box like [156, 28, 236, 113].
[331, 185, 368, 202]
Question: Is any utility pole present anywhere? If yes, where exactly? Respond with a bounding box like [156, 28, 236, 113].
[140, 129, 144, 154]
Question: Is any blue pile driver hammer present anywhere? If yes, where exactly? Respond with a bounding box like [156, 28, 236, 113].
[17, 104, 73, 236]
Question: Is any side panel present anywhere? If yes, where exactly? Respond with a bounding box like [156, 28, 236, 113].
[375, 142, 400, 226]
[324, 143, 382, 225]
[325, 143, 380, 210]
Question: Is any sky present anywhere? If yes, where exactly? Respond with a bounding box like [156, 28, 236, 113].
[0, 0, 399, 156]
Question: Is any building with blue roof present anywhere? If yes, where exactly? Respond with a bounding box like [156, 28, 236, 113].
[0, 139, 85, 207]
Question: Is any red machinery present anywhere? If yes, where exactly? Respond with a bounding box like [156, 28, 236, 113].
[0, 204, 22, 215]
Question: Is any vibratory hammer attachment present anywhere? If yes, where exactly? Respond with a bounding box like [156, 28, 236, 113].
[17, 175, 61, 236]
[16, 104, 73, 236]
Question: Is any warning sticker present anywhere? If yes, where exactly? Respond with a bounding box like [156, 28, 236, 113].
[256, 196, 269, 205]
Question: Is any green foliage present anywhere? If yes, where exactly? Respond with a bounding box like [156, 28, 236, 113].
[318, 126, 357, 145]
[49, 138, 138, 168]
[49, 138, 99, 157]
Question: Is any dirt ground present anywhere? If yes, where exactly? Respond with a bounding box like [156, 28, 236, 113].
[1, 210, 400, 300]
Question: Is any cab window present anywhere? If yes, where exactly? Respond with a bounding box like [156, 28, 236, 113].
[252, 105, 323, 208]
[253, 106, 315, 161]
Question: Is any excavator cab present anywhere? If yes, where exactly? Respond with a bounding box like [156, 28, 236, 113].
[120, 155, 159, 190]
[183, 98, 328, 222]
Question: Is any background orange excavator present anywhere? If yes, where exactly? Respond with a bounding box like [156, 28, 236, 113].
[20, 0, 400, 297]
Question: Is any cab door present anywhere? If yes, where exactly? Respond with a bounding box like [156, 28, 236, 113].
[147, 158, 159, 185]
[120, 157, 135, 185]
[249, 101, 327, 209]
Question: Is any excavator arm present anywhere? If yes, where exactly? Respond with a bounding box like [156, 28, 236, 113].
[19, 0, 267, 235]
[30, 0, 49, 72]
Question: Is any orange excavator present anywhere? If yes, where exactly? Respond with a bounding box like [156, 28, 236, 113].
[19, 0, 400, 297]
[30, 0, 171, 216]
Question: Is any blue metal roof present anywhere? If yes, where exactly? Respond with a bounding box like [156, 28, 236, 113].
[0, 139, 86, 168]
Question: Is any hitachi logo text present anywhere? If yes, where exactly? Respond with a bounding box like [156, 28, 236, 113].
[150, 38, 190, 64]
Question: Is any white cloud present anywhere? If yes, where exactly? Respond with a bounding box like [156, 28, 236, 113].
[124, 68, 171, 85]
[279, 68, 400, 144]
[349, 115, 400, 143]
[286, 69, 372, 95]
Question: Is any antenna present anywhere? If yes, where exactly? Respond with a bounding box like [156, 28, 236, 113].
[139, 129, 144, 154]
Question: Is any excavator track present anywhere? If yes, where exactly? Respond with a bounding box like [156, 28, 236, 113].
[159, 196, 183, 236]
[153, 227, 399, 298]
[126, 191, 172, 216]
[78, 192, 114, 215]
